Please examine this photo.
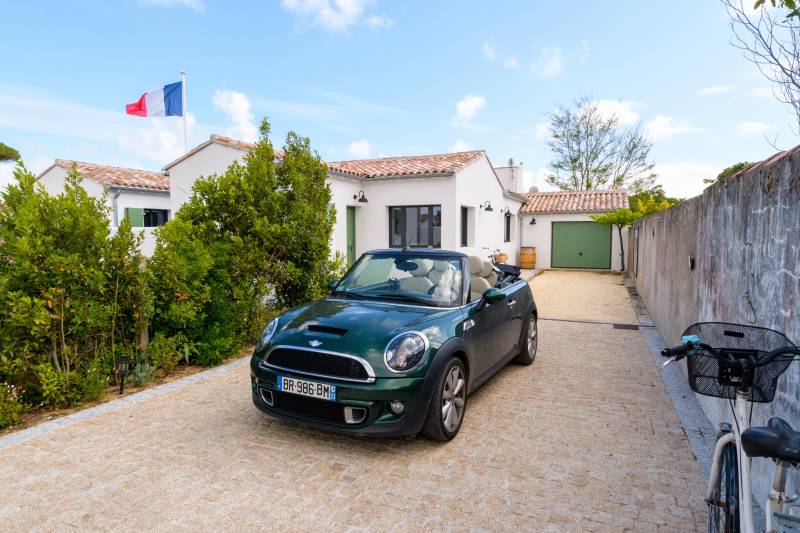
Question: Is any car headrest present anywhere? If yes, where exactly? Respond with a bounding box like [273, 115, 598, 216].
[481, 261, 494, 278]
[469, 255, 484, 275]
[409, 259, 432, 277]
[432, 260, 452, 273]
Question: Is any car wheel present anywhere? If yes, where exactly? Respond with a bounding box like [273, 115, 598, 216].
[513, 315, 538, 365]
[421, 358, 467, 442]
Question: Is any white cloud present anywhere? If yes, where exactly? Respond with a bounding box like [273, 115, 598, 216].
[482, 43, 495, 60]
[454, 94, 487, 123]
[531, 47, 564, 78]
[534, 121, 550, 139]
[213, 90, 258, 143]
[450, 139, 471, 152]
[697, 85, 735, 96]
[140, 0, 205, 10]
[645, 114, 701, 140]
[346, 139, 371, 158]
[280, 0, 391, 31]
[654, 161, 723, 198]
[737, 121, 773, 134]
[503, 55, 519, 69]
[118, 112, 199, 162]
[366, 13, 393, 28]
[593, 100, 640, 125]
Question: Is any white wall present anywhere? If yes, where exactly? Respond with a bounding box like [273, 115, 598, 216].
[520, 212, 628, 271]
[167, 142, 247, 215]
[455, 157, 523, 264]
[329, 176, 364, 258]
[39, 166, 105, 199]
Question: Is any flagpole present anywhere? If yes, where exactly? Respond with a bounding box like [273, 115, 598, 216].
[180, 70, 188, 153]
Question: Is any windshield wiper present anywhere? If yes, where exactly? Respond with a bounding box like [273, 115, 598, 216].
[332, 291, 370, 300]
[372, 293, 438, 306]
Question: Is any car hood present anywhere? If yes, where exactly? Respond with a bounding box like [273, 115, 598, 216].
[264, 297, 457, 377]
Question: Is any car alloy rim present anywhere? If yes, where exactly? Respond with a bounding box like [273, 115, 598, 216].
[441, 366, 465, 433]
[527, 320, 537, 354]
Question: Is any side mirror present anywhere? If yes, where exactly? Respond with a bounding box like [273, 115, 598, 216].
[482, 287, 506, 305]
[327, 279, 340, 293]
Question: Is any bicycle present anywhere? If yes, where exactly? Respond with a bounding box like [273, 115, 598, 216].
[661, 322, 800, 533]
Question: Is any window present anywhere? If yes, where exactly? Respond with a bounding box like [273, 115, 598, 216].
[125, 208, 169, 228]
[504, 212, 512, 242]
[389, 205, 442, 248]
[460, 206, 468, 247]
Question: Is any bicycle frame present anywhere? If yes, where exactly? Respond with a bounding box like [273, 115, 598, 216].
[705, 391, 798, 533]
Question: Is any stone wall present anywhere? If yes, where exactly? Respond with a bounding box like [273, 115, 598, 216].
[629, 146, 800, 505]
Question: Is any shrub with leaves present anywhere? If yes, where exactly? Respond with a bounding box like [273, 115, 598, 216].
[148, 119, 339, 363]
[0, 383, 23, 429]
[0, 164, 145, 408]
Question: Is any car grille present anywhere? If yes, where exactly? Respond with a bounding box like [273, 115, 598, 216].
[265, 347, 372, 382]
[273, 391, 347, 424]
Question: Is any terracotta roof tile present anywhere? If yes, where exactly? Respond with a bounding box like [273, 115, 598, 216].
[521, 189, 629, 214]
[53, 160, 169, 191]
[328, 151, 484, 179]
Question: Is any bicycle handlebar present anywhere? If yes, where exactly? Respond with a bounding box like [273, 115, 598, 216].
[662, 342, 800, 367]
[660, 345, 690, 358]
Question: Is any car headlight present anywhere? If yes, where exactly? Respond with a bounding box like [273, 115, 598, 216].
[256, 319, 278, 352]
[384, 331, 429, 372]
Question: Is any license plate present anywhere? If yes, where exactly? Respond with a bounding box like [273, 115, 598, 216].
[276, 375, 336, 401]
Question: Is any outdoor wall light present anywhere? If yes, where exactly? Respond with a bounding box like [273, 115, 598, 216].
[353, 191, 368, 203]
[529, 217, 536, 225]
[500, 207, 511, 214]
[479, 201, 493, 212]
[117, 356, 130, 395]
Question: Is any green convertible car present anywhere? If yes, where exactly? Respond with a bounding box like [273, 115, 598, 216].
[250, 248, 538, 441]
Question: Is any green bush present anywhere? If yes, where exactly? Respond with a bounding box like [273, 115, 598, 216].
[0, 164, 145, 409]
[148, 119, 340, 364]
[147, 333, 182, 372]
[0, 383, 23, 429]
[128, 363, 155, 387]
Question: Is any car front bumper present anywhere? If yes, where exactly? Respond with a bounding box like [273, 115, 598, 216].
[250, 357, 431, 438]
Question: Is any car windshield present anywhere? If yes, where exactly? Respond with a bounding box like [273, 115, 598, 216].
[334, 254, 464, 308]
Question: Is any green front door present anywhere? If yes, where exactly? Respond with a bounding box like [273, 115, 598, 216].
[346, 206, 356, 265]
[551, 222, 611, 269]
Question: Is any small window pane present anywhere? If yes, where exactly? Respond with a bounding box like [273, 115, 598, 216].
[432, 206, 441, 247]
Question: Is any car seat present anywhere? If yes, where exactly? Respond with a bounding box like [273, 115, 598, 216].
[469, 255, 490, 301]
[482, 261, 498, 287]
[398, 259, 434, 294]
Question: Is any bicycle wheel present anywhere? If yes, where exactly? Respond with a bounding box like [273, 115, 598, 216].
[708, 442, 739, 533]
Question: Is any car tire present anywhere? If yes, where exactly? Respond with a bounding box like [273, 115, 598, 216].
[513, 314, 538, 365]
[421, 358, 467, 442]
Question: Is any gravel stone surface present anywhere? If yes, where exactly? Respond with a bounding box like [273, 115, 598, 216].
[0, 272, 706, 531]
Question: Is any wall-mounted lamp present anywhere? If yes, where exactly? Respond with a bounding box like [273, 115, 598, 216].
[479, 201, 493, 212]
[353, 191, 368, 203]
[529, 217, 536, 225]
[500, 207, 511, 215]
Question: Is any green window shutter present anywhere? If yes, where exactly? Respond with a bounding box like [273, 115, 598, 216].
[125, 207, 144, 227]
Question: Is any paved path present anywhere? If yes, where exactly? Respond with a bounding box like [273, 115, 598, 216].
[0, 272, 706, 531]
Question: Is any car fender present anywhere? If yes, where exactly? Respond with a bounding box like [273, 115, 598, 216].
[419, 336, 473, 407]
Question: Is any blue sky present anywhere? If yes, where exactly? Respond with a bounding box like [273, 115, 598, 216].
[0, 0, 795, 197]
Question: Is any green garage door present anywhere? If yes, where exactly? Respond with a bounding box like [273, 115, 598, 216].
[551, 222, 612, 269]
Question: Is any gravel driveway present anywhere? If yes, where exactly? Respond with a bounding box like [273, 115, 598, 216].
[0, 271, 706, 531]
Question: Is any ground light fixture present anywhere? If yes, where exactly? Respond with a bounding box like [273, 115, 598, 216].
[479, 201, 493, 211]
[117, 356, 130, 395]
[353, 190, 368, 203]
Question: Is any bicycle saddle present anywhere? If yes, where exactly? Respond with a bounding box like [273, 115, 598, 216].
[742, 417, 800, 464]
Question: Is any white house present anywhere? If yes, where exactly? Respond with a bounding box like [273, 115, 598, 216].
[37, 160, 170, 256]
[519, 189, 629, 271]
[163, 134, 527, 264]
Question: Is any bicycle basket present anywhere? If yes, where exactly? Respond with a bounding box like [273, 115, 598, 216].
[684, 322, 796, 403]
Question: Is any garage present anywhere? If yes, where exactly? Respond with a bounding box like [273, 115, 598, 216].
[519, 189, 629, 271]
[551, 221, 611, 269]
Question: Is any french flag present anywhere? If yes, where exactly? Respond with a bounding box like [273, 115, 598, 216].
[126, 81, 183, 117]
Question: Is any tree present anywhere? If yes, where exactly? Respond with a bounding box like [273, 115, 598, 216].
[148, 119, 343, 365]
[591, 188, 677, 271]
[544, 96, 656, 192]
[703, 161, 752, 184]
[755, 0, 800, 18]
[0, 143, 20, 162]
[724, 0, 800, 131]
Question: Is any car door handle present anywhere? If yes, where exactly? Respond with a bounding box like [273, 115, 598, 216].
[506, 299, 516, 306]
